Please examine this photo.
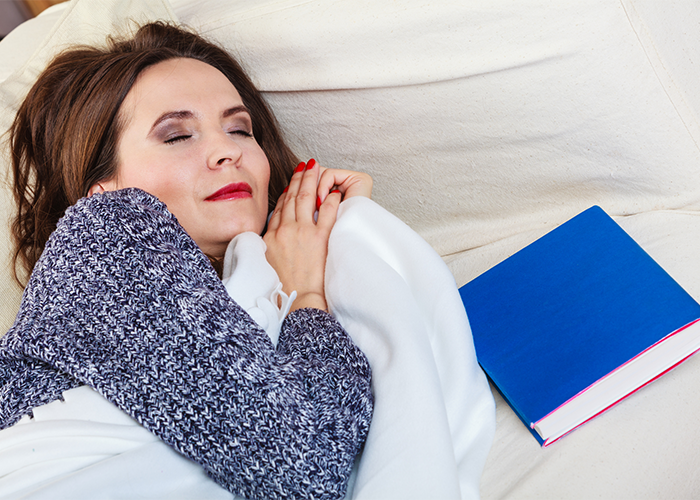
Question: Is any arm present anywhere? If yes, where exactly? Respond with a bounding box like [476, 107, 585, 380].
[4, 189, 372, 500]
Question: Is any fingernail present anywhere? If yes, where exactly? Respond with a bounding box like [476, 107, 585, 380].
[283, 186, 288, 193]
[306, 158, 316, 170]
[294, 162, 306, 173]
[316, 196, 322, 210]
[332, 189, 341, 194]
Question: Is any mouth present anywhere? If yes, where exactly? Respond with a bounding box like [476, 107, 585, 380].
[205, 182, 253, 201]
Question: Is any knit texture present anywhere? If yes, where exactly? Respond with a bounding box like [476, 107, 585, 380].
[0, 188, 373, 500]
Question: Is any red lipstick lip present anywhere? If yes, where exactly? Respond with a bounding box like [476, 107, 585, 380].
[205, 182, 253, 201]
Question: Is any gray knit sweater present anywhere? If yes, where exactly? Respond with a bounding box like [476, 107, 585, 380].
[0, 188, 373, 500]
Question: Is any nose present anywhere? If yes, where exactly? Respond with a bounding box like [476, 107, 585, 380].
[207, 131, 243, 170]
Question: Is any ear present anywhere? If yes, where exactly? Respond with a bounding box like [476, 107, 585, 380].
[87, 183, 105, 197]
[87, 179, 117, 197]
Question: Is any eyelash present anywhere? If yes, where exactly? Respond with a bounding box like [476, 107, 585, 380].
[164, 130, 253, 145]
[164, 135, 191, 144]
[230, 129, 253, 138]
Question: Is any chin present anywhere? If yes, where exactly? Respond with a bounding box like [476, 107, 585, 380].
[218, 224, 265, 245]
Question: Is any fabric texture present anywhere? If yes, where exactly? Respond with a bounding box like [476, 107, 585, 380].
[326, 197, 495, 500]
[5, 0, 700, 332]
[222, 232, 296, 346]
[0, 197, 496, 500]
[173, 0, 700, 260]
[0, 188, 373, 500]
[0, 385, 235, 500]
[0, 0, 179, 335]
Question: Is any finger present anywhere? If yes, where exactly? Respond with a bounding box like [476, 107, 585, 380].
[294, 158, 320, 219]
[280, 161, 306, 222]
[317, 168, 373, 203]
[316, 189, 342, 229]
[266, 189, 287, 232]
[315, 164, 329, 211]
[316, 168, 352, 204]
[317, 168, 340, 202]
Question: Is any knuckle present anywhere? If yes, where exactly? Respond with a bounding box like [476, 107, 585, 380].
[295, 191, 313, 203]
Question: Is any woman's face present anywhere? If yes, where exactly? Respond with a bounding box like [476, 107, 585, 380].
[100, 57, 271, 258]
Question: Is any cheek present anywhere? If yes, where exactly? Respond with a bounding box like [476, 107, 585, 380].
[116, 142, 197, 202]
[253, 148, 271, 201]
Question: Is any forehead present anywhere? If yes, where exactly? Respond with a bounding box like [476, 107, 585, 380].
[121, 58, 243, 121]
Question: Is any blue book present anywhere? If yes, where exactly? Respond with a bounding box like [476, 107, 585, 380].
[459, 206, 700, 446]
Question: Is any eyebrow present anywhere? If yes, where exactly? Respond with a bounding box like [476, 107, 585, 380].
[222, 105, 250, 119]
[149, 106, 251, 133]
[149, 110, 194, 134]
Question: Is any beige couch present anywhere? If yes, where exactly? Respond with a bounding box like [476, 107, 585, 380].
[3, 0, 700, 497]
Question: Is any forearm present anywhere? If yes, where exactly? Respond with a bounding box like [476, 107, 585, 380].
[205, 307, 373, 499]
[5, 190, 372, 500]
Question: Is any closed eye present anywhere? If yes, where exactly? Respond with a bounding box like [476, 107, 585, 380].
[229, 129, 253, 138]
[164, 134, 192, 144]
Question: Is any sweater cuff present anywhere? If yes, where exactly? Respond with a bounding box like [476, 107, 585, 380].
[279, 308, 370, 371]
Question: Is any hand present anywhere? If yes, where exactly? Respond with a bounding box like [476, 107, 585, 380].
[316, 166, 373, 207]
[264, 159, 342, 313]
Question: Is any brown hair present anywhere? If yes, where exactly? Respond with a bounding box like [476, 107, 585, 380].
[10, 22, 297, 283]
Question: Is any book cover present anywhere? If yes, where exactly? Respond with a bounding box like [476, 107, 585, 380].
[459, 206, 700, 446]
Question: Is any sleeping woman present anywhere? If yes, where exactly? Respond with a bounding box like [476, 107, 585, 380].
[0, 22, 373, 499]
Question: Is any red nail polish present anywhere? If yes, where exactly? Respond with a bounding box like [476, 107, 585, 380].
[306, 158, 316, 170]
[332, 189, 341, 194]
[316, 196, 322, 210]
[294, 162, 306, 173]
[283, 186, 288, 193]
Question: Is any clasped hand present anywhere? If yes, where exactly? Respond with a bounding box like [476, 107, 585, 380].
[263, 159, 372, 313]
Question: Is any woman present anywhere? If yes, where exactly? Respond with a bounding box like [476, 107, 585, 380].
[0, 22, 373, 499]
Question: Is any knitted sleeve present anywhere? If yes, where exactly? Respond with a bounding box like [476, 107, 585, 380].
[1, 189, 372, 500]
